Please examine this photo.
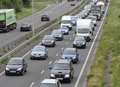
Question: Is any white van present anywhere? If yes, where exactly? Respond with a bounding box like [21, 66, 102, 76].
[61, 16, 73, 30]
[76, 19, 93, 41]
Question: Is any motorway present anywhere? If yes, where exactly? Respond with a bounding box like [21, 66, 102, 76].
[0, 0, 110, 87]
[0, 0, 83, 48]
[0, 2, 109, 86]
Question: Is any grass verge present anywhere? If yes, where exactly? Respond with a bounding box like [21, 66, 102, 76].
[16, 0, 56, 19]
[87, 0, 120, 87]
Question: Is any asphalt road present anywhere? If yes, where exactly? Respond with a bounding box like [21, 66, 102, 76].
[0, 0, 82, 48]
[0, 15, 104, 87]
[0, 1, 109, 87]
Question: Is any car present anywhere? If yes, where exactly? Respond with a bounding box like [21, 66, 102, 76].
[30, 45, 48, 60]
[62, 48, 79, 63]
[49, 59, 74, 83]
[5, 57, 27, 75]
[51, 30, 63, 41]
[20, 23, 32, 31]
[73, 36, 86, 48]
[58, 26, 69, 35]
[41, 14, 50, 21]
[87, 15, 97, 27]
[39, 79, 61, 87]
[41, 35, 56, 47]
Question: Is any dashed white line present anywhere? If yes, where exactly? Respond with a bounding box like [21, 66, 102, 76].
[48, 61, 52, 64]
[74, 2, 110, 87]
[41, 70, 45, 75]
[0, 71, 5, 76]
[29, 82, 35, 87]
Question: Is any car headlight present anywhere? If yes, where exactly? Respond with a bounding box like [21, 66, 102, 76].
[82, 42, 85, 45]
[51, 40, 54, 43]
[73, 56, 76, 59]
[50, 74, 55, 77]
[65, 74, 70, 78]
[6, 67, 9, 71]
[17, 67, 22, 71]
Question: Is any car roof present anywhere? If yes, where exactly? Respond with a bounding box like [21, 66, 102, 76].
[44, 35, 53, 38]
[55, 59, 71, 64]
[9, 57, 23, 61]
[75, 35, 85, 39]
[64, 48, 76, 51]
[41, 79, 58, 84]
[52, 30, 61, 33]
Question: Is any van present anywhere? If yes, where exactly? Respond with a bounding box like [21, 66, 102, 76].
[76, 19, 93, 41]
[61, 16, 73, 30]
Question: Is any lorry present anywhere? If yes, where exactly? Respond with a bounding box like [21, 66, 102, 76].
[76, 19, 93, 41]
[0, 9, 16, 32]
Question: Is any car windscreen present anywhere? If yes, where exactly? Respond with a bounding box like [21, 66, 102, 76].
[52, 31, 61, 35]
[61, 20, 71, 24]
[63, 49, 76, 55]
[40, 83, 56, 87]
[53, 64, 70, 70]
[44, 36, 53, 40]
[32, 47, 44, 52]
[75, 37, 84, 41]
[8, 59, 22, 65]
[77, 28, 89, 33]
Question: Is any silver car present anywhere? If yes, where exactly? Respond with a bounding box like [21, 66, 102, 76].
[41, 35, 56, 47]
[51, 30, 63, 41]
[30, 45, 48, 60]
[73, 36, 86, 48]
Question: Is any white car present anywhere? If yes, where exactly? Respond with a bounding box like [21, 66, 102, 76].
[39, 79, 61, 87]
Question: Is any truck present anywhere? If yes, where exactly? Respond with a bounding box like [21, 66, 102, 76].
[76, 19, 93, 41]
[0, 9, 16, 32]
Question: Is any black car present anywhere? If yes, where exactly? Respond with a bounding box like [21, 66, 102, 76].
[41, 15, 50, 21]
[51, 30, 63, 41]
[49, 59, 74, 83]
[62, 48, 79, 63]
[20, 23, 32, 31]
[73, 36, 86, 48]
[41, 35, 56, 47]
[5, 57, 27, 75]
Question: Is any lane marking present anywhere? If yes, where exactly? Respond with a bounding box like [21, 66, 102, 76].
[0, 71, 5, 76]
[74, 2, 110, 87]
[41, 70, 45, 75]
[22, 51, 31, 58]
[30, 82, 35, 87]
[48, 61, 52, 64]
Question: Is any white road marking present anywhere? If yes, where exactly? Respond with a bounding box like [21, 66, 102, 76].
[56, 53, 58, 57]
[22, 51, 31, 58]
[74, 2, 110, 87]
[0, 71, 5, 76]
[41, 70, 45, 74]
[48, 61, 52, 64]
[30, 82, 35, 87]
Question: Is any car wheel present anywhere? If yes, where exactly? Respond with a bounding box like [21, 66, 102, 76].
[20, 70, 24, 75]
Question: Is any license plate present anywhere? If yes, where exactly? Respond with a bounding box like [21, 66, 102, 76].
[10, 71, 16, 73]
[57, 78, 63, 80]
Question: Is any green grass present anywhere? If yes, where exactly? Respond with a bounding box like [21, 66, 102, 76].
[16, 0, 56, 19]
[87, 0, 120, 87]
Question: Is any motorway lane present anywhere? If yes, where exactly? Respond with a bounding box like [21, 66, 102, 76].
[0, 0, 82, 48]
[0, 19, 101, 87]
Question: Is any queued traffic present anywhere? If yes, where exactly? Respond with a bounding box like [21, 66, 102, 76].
[4, 0, 106, 87]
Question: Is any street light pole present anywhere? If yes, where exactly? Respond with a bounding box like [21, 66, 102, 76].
[32, 0, 35, 36]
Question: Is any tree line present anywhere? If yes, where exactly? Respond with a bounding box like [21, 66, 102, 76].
[0, 0, 31, 12]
